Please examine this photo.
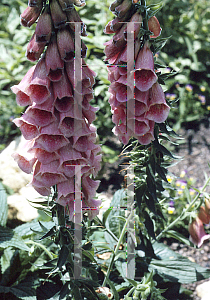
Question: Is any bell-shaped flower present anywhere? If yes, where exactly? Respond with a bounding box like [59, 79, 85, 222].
[144, 82, 170, 123]
[26, 57, 51, 104]
[135, 42, 157, 91]
[136, 120, 155, 145]
[12, 139, 37, 174]
[13, 118, 39, 140]
[189, 217, 210, 248]
[11, 66, 35, 106]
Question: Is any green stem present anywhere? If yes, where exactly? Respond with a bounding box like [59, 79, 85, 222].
[102, 209, 134, 287]
[156, 176, 210, 241]
[25, 240, 54, 260]
[125, 286, 136, 297]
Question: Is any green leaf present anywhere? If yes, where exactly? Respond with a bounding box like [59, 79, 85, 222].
[102, 208, 112, 226]
[144, 211, 155, 239]
[151, 242, 210, 283]
[57, 245, 69, 270]
[166, 230, 194, 247]
[10, 278, 36, 300]
[0, 182, 7, 226]
[125, 278, 138, 287]
[59, 282, 70, 300]
[0, 226, 30, 251]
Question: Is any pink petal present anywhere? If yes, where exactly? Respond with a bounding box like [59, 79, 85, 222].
[145, 83, 170, 123]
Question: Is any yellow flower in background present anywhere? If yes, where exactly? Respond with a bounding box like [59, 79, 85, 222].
[200, 86, 206, 92]
[168, 207, 175, 214]
[185, 84, 193, 92]
[180, 170, 186, 178]
[207, 106, 210, 111]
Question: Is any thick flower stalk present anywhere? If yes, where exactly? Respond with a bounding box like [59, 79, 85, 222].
[11, 0, 102, 220]
[104, 0, 170, 145]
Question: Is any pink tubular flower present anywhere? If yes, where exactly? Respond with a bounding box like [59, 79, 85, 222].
[104, 1, 170, 145]
[189, 217, 210, 248]
[11, 0, 101, 221]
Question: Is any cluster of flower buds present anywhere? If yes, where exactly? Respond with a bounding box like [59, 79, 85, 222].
[11, 0, 102, 220]
[188, 199, 210, 247]
[104, 0, 170, 145]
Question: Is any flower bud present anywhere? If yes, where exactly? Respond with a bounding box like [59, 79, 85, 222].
[199, 206, 210, 224]
[66, 8, 87, 36]
[148, 16, 162, 38]
[110, 0, 123, 12]
[26, 32, 46, 61]
[57, 29, 75, 61]
[50, 0, 67, 28]
[114, 0, 132, 18]
[35, 6, 52, 43]
[205, 198, 210, 214]
[189, 217, 210, 248]
[45, 35, 64, 82]
[28, 0, 43, 7]
[20, 5, 42, 27]
[58, 0, 74, 10]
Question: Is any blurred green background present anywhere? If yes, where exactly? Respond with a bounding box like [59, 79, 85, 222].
[0, 0, 210, 150]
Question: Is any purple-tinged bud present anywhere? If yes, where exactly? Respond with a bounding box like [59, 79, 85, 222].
[28, 0, 43, 7]
[148, 16, 162, 38]
[81, 40, 87, 58]
[58, 0, 74, 10]
[113, 23, 127, 47]
[50, 0, 67, 28]
[110, 0, 123, 12]
[20, 5, 42, 27]
[35, 7, 52, 43]
[66, 8, 87, 36]
[123, 13, 142, 41]
[198, 206, 210, 225]
[115, 0, 132, 18]
[57, 29, 75, 61]
[205, 198, 210, 214]
[45, 35, 64, 82]
[189, 217, 210, 248]
[26, 32, 46, 61]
